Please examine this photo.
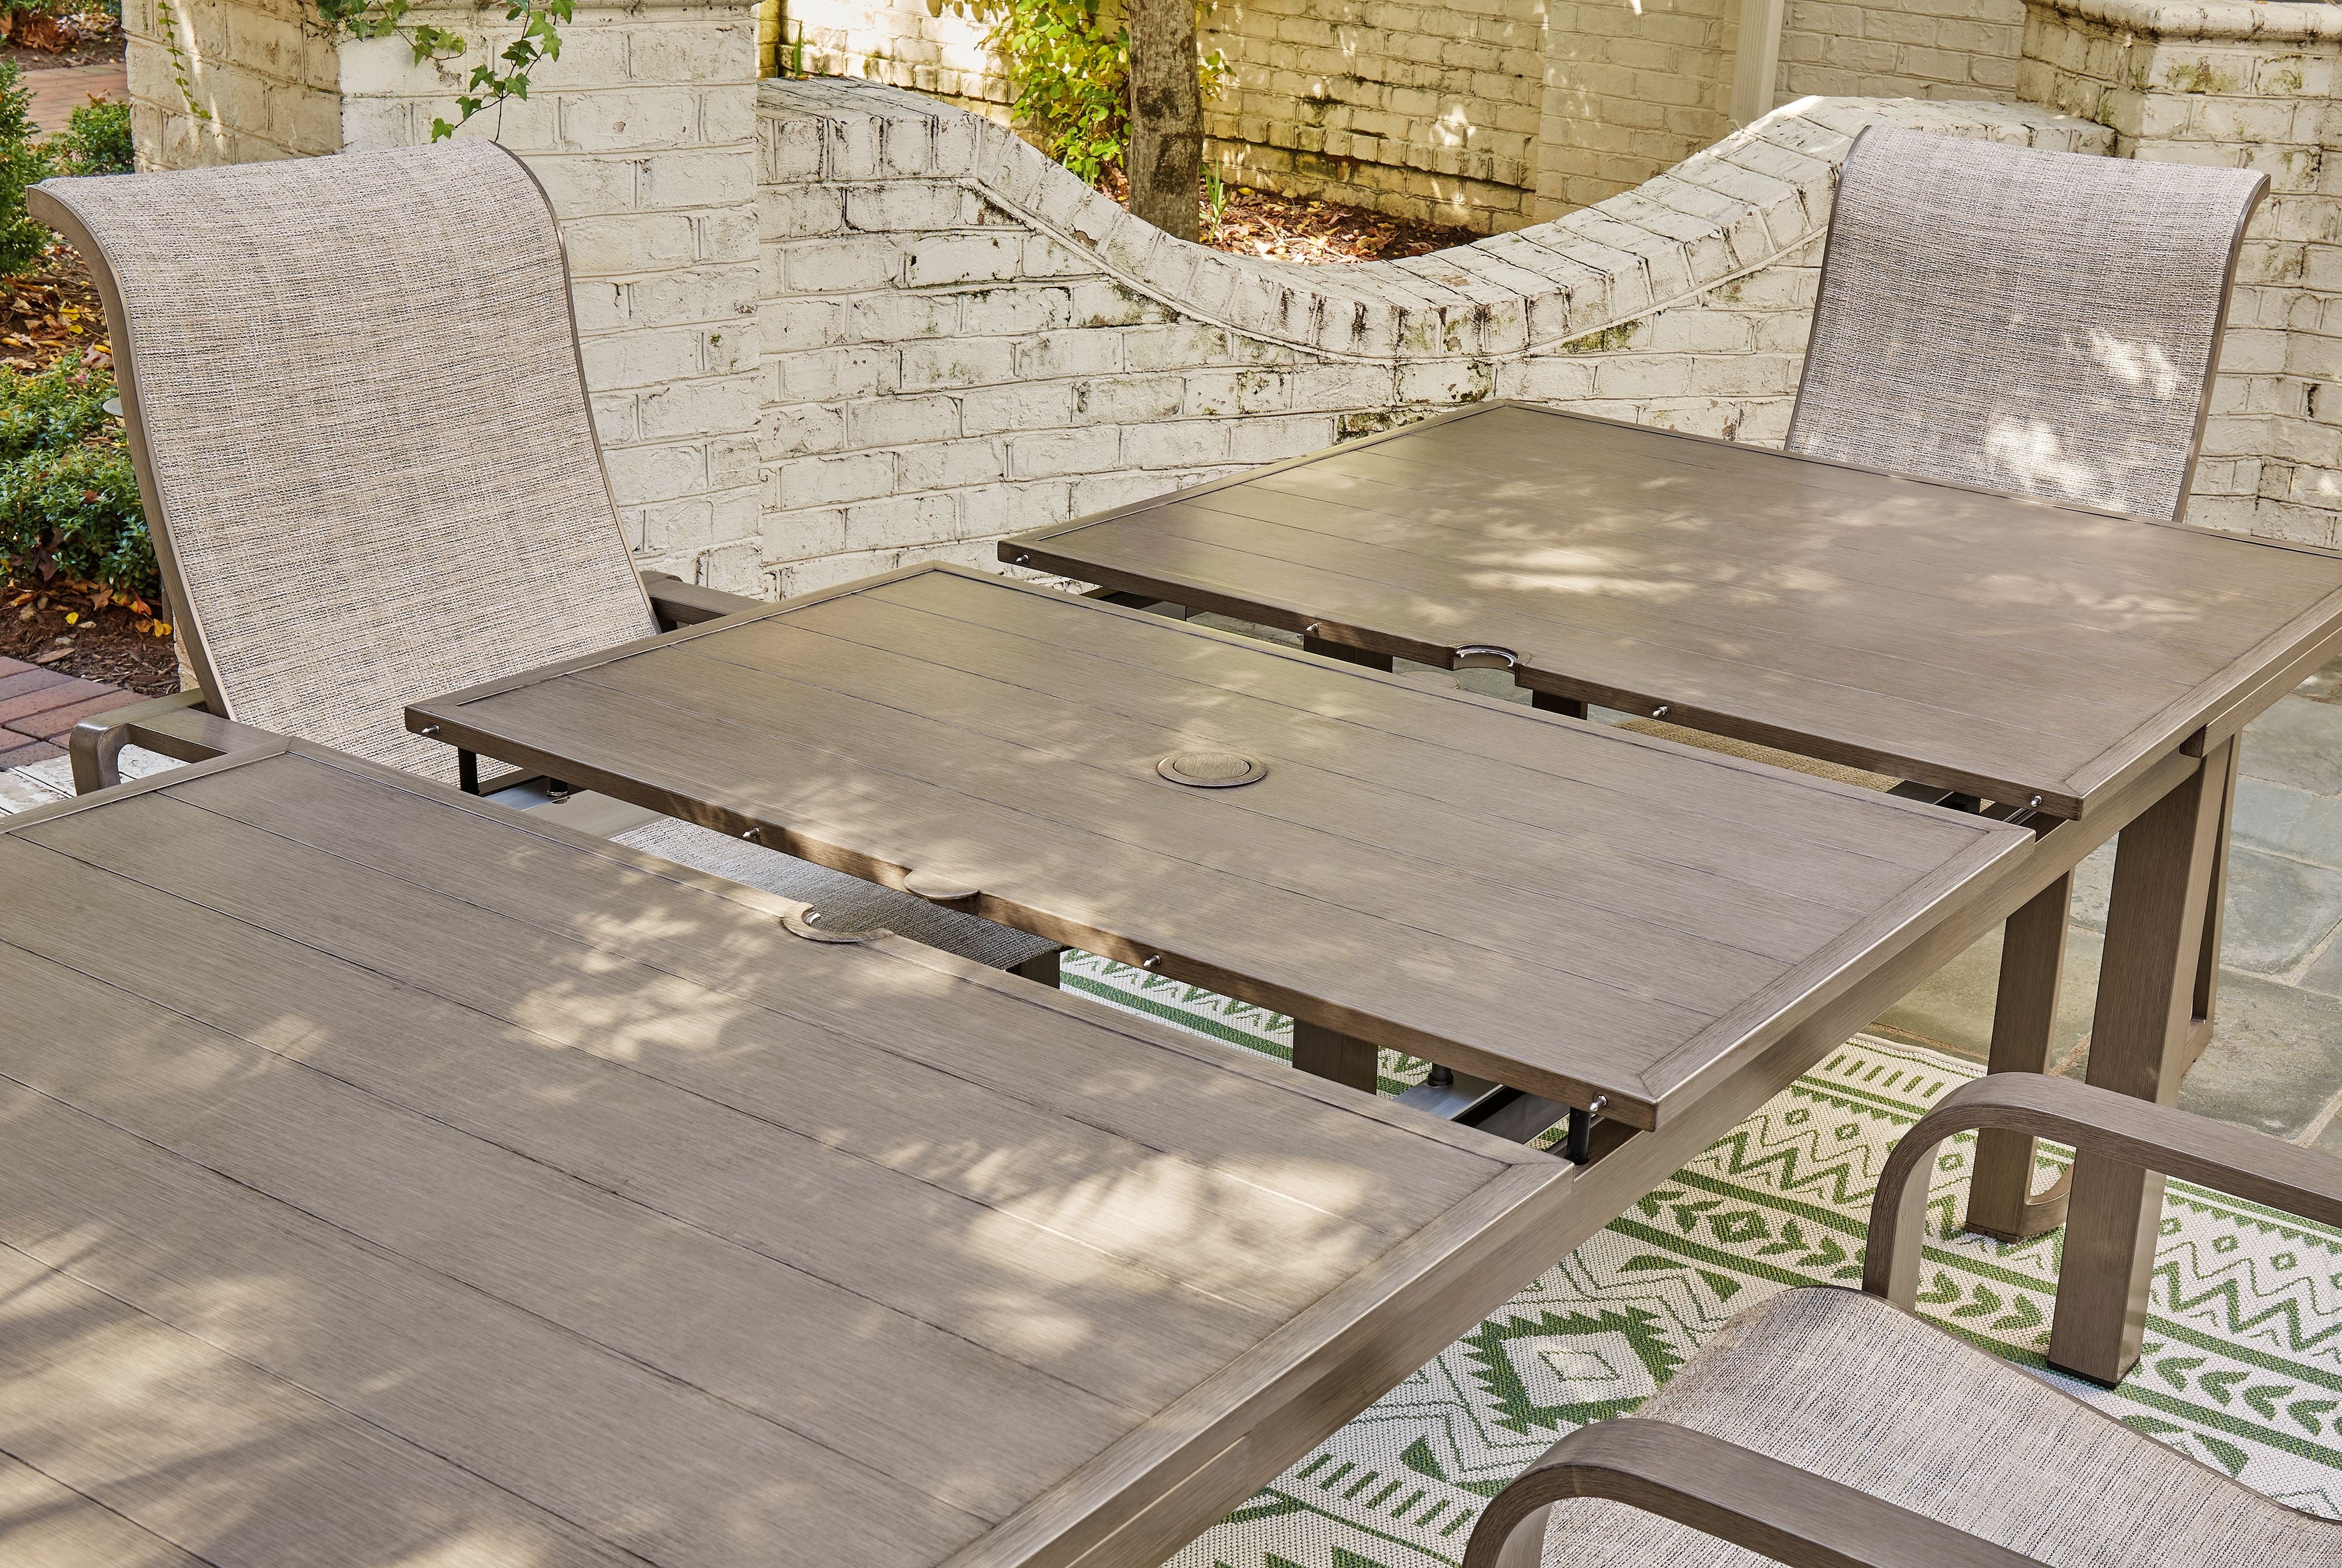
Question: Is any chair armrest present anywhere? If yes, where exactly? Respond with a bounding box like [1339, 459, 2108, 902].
[1463, 1419, 2042, 1568]
[641, 570, 763, 629]
[69, 690, 281, 793]
[1864, 1073, 2342, 1309]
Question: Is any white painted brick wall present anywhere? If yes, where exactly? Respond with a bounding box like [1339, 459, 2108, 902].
[1777, 0, 2025, 109]
[754, 77, 2106, 594]
[125, 0, 341, 166]
[1536, 0, 1739, 217]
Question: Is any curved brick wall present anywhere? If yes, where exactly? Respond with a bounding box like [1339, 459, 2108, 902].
[755, 78, 2108, 594]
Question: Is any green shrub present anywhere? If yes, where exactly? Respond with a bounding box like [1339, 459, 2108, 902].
[0, 362, 151, 595]
[0, 61, 49, 276]
[53, 100, 133, 177]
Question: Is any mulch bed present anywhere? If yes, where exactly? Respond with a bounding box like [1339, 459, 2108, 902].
[1100, 169, 1478, 263]
[1203, 183, 1478, 263]
[3, 9, 124, 70]
[2, 583, 177, 696]
[0, 241, 106, 371]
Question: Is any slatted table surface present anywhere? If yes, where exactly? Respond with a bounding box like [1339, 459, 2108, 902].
[1002, 403, 2342, 819]
[0, 741, 1594, 1568]
[408, 564, 2030, 1129]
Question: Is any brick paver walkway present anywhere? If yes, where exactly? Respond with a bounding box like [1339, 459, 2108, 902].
[26, 60, 126, 133]
[0, 653, 136, 768]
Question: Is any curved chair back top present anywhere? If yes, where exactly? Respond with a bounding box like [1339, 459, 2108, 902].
[1786, 125, 2266, 522]
[30, 143, 658, 782]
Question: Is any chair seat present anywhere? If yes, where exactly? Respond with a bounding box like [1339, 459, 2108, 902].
[613, 815, 1062, 973]
[1540, 1288, 2341, 1567]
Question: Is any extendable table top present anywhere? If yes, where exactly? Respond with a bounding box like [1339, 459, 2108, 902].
[1002, 402, 2342, 820]
[0, 741, 1584, 1568]
[408, 563, 2031, 1133]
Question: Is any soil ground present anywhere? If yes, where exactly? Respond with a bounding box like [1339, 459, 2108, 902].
[1100, 169, 1479, 263]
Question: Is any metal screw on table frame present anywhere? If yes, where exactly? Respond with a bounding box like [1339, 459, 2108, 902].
[1013, 553, 1030, 565]
[419, 724, 440, 737]
[1652, 704, 1670, 718]
[1306, 623, 1321, 636]
[741, 827, 761, 842]
[2029, 795, 2043, 809]
[1142, 954, 1162, 970]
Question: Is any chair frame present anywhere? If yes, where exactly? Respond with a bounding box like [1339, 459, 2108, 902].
[1462, 1072, 2342, 1568]
[24, 170, 767, 797]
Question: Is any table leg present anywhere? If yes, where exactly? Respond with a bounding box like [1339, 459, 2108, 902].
[2047, 738, 2235, 1386]
[2185, 739, 2242, 1073]
[1293, 1019, 1380, 1093]
[1963, 870, 2074, 1242]
[1301, 630, 1393, 672]
[1010, 949, 1063, 988]
[1531, 691, 1589, 719]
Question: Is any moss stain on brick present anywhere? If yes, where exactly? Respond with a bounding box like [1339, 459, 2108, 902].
[2163, 60, 2237, 95]
[1558, 321, 1639, 354]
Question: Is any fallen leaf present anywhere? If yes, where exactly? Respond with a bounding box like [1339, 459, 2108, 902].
[63, 611, 77, 625]
[32, 648, 68, 664]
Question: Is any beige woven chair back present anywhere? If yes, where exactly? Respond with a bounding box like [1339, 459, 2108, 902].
[31, 143, 656, 782]
[1786, 126, 2265, 522]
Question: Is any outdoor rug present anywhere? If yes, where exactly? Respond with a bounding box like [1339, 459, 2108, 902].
[1055, 951, 2342, 1568]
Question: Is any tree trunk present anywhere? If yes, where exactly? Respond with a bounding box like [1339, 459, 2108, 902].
[1125, 0, 1202, 241]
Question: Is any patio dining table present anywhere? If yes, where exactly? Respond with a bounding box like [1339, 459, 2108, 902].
[999, 400, 2342, 1388]
[405, 562, 2057, 1356]
[0, 739, 1591, 1568]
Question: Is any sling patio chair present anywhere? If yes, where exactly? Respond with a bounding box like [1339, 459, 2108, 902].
[32, 143, 1060, 979]
[1463, 1070, 2342, 1568]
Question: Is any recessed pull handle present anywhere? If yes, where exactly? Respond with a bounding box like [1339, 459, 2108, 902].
[903, 868, 981, 908]
[1452, 645, 1518, 670]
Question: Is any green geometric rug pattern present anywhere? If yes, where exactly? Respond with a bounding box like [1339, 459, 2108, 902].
[1056, 951, 2342, 1568]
